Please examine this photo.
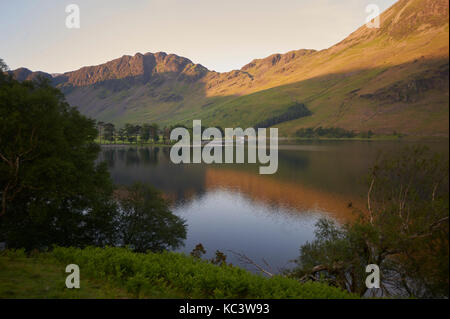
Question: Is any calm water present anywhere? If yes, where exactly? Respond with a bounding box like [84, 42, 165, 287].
[99, 140, 448, 273]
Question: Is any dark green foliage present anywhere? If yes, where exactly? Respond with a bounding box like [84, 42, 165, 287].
[295, 127, 376, 139]
[296, 127, 357, 138]
[0, 74, 117, 249]
[117, 183, 187, 252]
[151, 123, 160, 142]
[292, 147, 449, 297]
[358, 130, 374, 139]
[290, 218, 368, 294]
[117, 128, 126, 143]
[140, 124, 152, 142]
[103, 123, 115, 142]
[0, 73, 185, 254]
[124, 123, 138, 143]
[49, 246, 356, 299]
[139, 123, 160, 143]
[254, 103, 311, 128]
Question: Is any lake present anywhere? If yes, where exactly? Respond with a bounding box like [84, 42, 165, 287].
[99, 140, 448, 273]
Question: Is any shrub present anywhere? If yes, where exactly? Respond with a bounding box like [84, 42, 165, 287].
[48, 246, 356, 299]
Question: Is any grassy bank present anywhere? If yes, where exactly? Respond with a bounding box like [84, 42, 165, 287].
[0, 247, 356, 299]
[0, 255, 135, 298]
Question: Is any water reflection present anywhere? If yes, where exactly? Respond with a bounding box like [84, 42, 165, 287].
[100, 146, 207, 204]
[98, 141, 448, 272]
[204, 168, 356, 221]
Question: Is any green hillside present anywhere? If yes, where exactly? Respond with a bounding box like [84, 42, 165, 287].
[11, 0, 450, 137]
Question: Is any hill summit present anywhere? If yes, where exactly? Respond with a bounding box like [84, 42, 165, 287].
[10, 0, 450, 136]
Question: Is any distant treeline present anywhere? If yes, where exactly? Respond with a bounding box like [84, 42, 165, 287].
[98, 122, 375, 143]
[295, 127, 374, 139]
[254, 103, 311, 129]
[97, 122, 170, 144]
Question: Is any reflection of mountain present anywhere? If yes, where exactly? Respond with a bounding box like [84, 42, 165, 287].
[99, 146, 207, 204]
[98, 142, 447, 220]
[204, 167, 361, 221]
[211, 143, 384, 198]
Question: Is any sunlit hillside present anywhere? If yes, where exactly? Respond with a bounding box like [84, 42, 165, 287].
[11, 0, 449, 136]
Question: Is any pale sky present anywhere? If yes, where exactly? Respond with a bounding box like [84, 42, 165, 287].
[0, 0, 397, 73]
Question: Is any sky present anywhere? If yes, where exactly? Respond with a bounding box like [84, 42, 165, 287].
[0, 0, 397, 74]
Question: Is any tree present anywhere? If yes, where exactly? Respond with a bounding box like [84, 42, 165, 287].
[103, 123, 115, 143]
[117, 183, 187, 252]
[124, 123, 138, 144]
[124, 123, 135, 144]
[134, 125, 142, 144]
[151, 124, 160, 143]
[190, 243, 206, 259]
[0, 58, 8, 72]
[97, 121, 105, 144]
[117, 127, 126, 143]
[140, 124, 152, 142]
[0, 59, 11, 85]
[292, 147, 449, 297]
[0, 75, 117, 249]
[162, 126, 171, 144]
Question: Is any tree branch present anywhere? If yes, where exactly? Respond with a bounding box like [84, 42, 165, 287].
[228, 250, 274, 277]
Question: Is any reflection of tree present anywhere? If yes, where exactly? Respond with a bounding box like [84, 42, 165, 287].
[152, 147, 160, 165]
[100, 149, 116, 168]
[125, 148, 139, 166]
[117, 149, 126, 162]
[99, 148, 160, 168]
[138, 148, 151, 164]
[117, 183, 186, 252]
[162, 147, 170, 158]
[277, 152, 309, 170]
[99, 146, 206, 205]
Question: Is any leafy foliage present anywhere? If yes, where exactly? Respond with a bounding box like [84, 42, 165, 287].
[0, 74, 117, 249]
[48, 246, 356, 299]
[0, 71, 187, 254]
[292, 147, 449, 297]
[102, 123, 115, 142]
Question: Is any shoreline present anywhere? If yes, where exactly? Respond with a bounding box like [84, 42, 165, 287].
[96, 135, 449, 147]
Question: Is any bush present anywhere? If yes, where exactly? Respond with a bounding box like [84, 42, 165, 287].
[49, 246, 356, 299]
[292, 147, 449, 298]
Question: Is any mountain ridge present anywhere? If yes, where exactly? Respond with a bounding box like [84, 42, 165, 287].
[9, 0, 450, 136]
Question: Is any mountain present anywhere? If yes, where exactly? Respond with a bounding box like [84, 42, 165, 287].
[10, 0, 449, 136]
[9, 68, 52, 82]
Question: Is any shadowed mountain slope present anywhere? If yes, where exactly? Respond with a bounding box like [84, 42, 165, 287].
[11, 0, 449, 136]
